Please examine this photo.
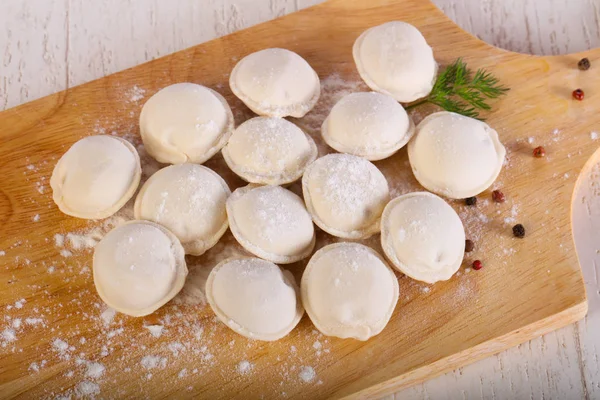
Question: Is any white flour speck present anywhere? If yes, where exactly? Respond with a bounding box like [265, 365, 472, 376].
[141, 355, 167, 370]
[127, 85, 146, 103]
[100, 308, 116, 327]
[54, 234, 64, 247]
[2, 328, 17, 342]
[591, 131, 598, 140]
[0, 251, 5, 256]
[76, 381, 100, 397]
[32, 214, 40, 222]
[60, 249, 72, 258]
[237, 360, 253, 375]
[299, 366, 316, 383]
[145, 325, 164, 338]
[84, 361, 106, 379]
[14, 299, 25, 309]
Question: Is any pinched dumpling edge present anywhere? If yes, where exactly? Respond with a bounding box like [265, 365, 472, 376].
[133, 164, 231, 256]
[93, 220, 188, 317]
[206, 256, 304, 341]
[301, 242, 399, 341]
[51, 135, 142, 220]
[226, 184, 316, 264]
[222, 120, 318, 185]
[229, 49, 321, 118]
[380, 191, 465, 284]
[321, 108, 416, 161]
[139, 85, 235, 165]
[302, 154, 390, 239]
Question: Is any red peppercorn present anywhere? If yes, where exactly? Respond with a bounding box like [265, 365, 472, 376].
[492, 190, 505, 203]
[472, 260, 483, 270]
[533, 146, 545, 158]
[573, 88, 584, 101]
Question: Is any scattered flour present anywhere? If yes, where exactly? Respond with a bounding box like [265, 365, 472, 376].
[84, 361, 106, 379]
[141, 355, 167, 370]
[145, 325, 164, 338]
[75, 381, 100, 397]
[591, 131, 598, 140]
[100, 308, 116, 327]
[32, 214, 40, 222]
[0, 251, 5, 256]
[237, 360, 253, 375]
[127, 85, 146, 103]
[299, 366, 316, 383]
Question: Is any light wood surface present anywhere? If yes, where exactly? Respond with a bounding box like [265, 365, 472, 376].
[0, 0, 593, 398]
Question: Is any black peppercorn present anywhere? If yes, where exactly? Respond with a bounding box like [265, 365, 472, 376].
[465, 197, 477, 206]
[578, 58, 590, 71]
[465, 239, 474, 252]
[512, 224, 525, 238]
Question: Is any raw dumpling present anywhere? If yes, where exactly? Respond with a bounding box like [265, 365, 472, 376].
[353, 21, 437, 103]
[229, 48, 320, 118]
[51, 135, 141, 219]
[301, 243, 399, 341]
[93, 220, 187, 317]
[381, 192, 465, 284]
[139, 83, 234, 164]
[408, 111, 506, 199]
[321, 92, 414, 160]
[227, 185, 315, 264]
[206, 257, 304, 341]
[302, 153, 389, 239]
[134, 163, 230, 256]
[222, 117, 318, 185]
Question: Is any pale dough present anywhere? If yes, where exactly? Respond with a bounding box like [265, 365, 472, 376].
[353, 21, 437, 103]
[229, 48, 320, 118]
[321, 92, 415, 161]
[133, 163, 230, 256]
[381, 192, 465, 284]
[51, 135, 141, 219]
[222, 117, 318, 185]
[139, 83, 234, 164]
[206, 257, 304, 341]
[301, 243, 399, 341]
[408, 111, 506, 199]
[93, 220, 187, 317]
[302, 153, 390, 239]
[227, 184, 315, 264]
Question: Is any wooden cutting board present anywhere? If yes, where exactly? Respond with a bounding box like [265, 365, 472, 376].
[0, 0, 594, 398]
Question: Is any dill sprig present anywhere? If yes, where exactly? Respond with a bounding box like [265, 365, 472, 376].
[407, 58, 509, 120]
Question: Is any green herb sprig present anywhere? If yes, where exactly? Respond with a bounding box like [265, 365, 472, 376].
[406, 58, 509, 120]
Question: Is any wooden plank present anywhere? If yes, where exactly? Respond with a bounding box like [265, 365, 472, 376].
[0, 0, 591, 398]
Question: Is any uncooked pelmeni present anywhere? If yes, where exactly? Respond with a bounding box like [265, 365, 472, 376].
[408, 111, 506, 199]
[227, 185, 315, 264]
[93, 221, 187, 317]
[139, 83, 234, 164]
[321, 92, 415, 160]
[222, 117, 317, 185]
[381, 192, 465, 284]
[302, 153, 390, 239]
[301, 243, 399, 341]
[51, 135, 141, 219]
[206, 257, 304, 341]
[134, 163, 230, 256]
[229, 48, 320, 118]
[353, 21, 437, 103]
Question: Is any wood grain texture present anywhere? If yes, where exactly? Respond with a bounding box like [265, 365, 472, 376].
[0, 1, 592, 398]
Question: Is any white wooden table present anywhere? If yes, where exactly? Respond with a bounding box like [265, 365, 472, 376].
[2, 1, 600, 398]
